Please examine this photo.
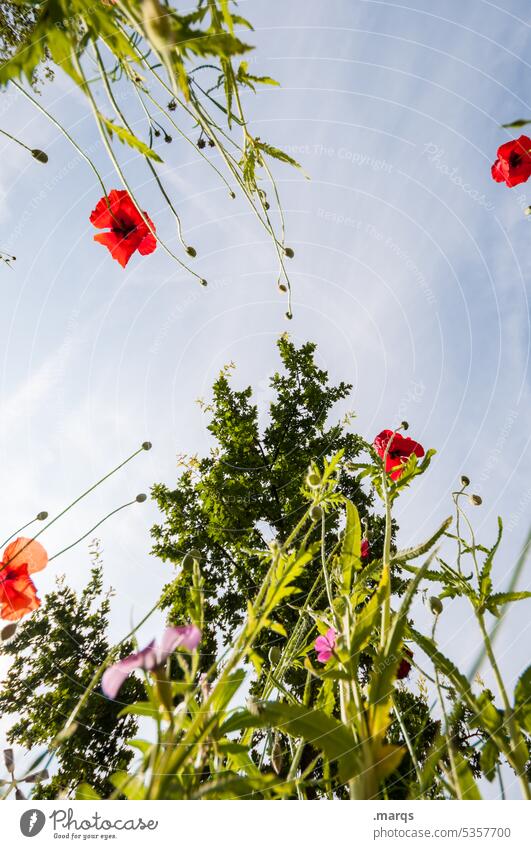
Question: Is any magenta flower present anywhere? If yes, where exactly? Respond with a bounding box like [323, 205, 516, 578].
[361, 538, 370, 560]
[314, 627, 337, 663]
[102, 625, 201, 699]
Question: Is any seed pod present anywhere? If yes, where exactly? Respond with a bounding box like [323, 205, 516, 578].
[142, 441, 152, 451]
[278, 281, 288, 293]
[310, 504, 323, 523]
[1, 623, 17, 641]
[284, 247, 295, 258]
[31, 149, 48, 164]
[136, 493, 147, 503]
[36, 511, 48, 521]
[460, 475, 470, 487]
[469, 494, 482, 506]
[400, 420, 409, 431]
[268, 646, 281, 666]
[429, 596, 443, 616]
[186, 246, 197, 258]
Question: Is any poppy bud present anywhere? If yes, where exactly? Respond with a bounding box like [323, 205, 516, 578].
[229, 191, 236, 199]
[142, 441, 152, 450]
[306, 471, 320, 488]
[265, 202, 270, 209]
[400, 420, 409, 431]
[168, 99, 177, 111]
[208, 139, 215, 148]
[186, 246, 197, 257]
[1, 623, 17, 641]
[200, 279, 208, 287]
[31, 149, 48, 164]
[36, 511, 48, 521]
[469, 494, 482, 506]
[271, 735, 283, 775]
[460, 475, 470, 487]
[197, 138, 206, 149]
[284, 247, 295, 258]
[278, 281, 288, 293]
[164, 134, 172, 144]
[429, 596, 443, 616]
[268, 646, 281, 665]
[285, 310, 293, 320]
[153, 129, 161, 137]
[136, 493, 147, 503]
[310, 504, 323, 522]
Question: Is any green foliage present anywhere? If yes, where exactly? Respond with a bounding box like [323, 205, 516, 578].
[151, 336, 382, 662]
[0, 542, 142, 798]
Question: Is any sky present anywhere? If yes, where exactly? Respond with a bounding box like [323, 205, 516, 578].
[1, 0, 530, 797]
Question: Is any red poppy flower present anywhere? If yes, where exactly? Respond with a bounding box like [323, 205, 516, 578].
[90, 190, 157, 268]
[373, 429, 425, 481]
[0, 538, 48, 621]
[397, 647, 413, 680]
[491, 136, 531, 187]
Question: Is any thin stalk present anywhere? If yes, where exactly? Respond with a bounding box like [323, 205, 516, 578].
[73, 53, 206, 285]
[12, 81, 107, 196]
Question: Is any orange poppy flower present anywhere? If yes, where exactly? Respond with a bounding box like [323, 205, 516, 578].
[0, 537, 48, 621]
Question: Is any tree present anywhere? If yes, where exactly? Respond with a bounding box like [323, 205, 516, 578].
[0, 541, 142, 799]
[151, 336, 386, 664]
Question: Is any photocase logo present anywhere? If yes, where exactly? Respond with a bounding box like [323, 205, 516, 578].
[20, 809, 46, 837]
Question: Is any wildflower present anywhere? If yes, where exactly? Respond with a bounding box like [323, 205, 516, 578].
[314, 627, 337, 663]
[373, 429, 425, 481]
[0, 538, 48, 621]
[397, 647, 413, 680]
[361, 538, 370, 560]
[90, 190, 157, 268]
[101, 625, 201, 699]
[491, 136, 531, 187]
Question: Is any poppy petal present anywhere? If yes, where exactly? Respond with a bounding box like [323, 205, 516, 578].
[94, 231, 139, 268]
[89, 190, 128, 229]
[0, 565, 40, 621]
[3, 537, 48, 575]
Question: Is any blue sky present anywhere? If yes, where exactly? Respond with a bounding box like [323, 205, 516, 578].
[1, 0, 530, 796]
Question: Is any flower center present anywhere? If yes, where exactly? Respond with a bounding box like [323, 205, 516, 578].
[509, 151, 522, 168]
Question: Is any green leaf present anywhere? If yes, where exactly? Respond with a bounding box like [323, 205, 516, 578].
[485, 591, 531, 617]
[210, 669, 246, 714]
[220, 701, 360, 783]
[110, 770, 146, 801]
[392, 516, 452, 563]
[255, 140, 302, 170]
[340, 499, 362, 592]
[478, 517, 502, 605]
[118, 701, 159, 719]
[514, 665, 531, 732]
[75, 783, 101, 800]
[453, 753, 482, 799]
[409, 628, 473, 699]
[480, 738, 500, 782]
[98, 114, 163, 162]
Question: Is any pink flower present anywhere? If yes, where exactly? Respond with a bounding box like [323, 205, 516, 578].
[361, 538, 370, 560]
[102, 625, 201, 699]
[314, 628, 337, 663]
